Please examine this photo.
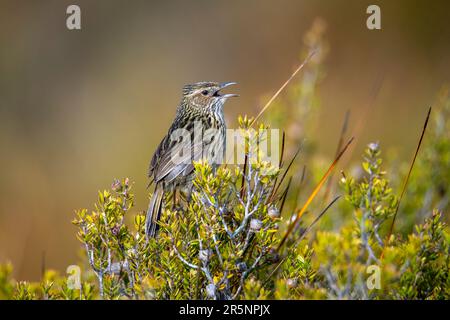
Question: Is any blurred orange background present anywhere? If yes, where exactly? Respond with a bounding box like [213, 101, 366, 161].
[0, 0, 449, 280]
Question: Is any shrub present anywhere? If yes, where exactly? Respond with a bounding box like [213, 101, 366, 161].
[1, 24, 449, 300]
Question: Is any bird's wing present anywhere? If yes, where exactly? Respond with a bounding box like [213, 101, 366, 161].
[148, 113, 184, 180]
[149, 111, 209, 182]
[153, 135, 202, 182]
[148, 109, 225, 185]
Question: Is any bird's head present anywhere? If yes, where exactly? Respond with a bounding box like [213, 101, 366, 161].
[181, 81, 238, 112]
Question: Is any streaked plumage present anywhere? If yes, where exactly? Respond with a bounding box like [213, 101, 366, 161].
[146, 81, 237, 237]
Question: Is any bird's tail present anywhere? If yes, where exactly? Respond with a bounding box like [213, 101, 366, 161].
[146, 183, 164, 238]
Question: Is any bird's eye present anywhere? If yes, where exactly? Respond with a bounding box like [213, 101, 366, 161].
[201, 90, 209, 96]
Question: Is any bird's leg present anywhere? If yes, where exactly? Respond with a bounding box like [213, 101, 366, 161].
[186, 184, 194, 204]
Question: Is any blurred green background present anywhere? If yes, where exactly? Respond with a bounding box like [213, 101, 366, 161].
[0, 0, 449, 280]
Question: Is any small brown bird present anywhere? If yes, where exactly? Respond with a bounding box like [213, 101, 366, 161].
[146, 81, 238, 237]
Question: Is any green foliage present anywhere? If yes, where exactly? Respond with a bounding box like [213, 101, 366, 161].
[399, 88, 450, 232]
[72, 178, 152, 299]
[154, 158, 281, 299]
[341, 142, 398, 265]
[1, 26, 449, 300]
[0, 135, 449, 300]
[395, 210, 450, 299]
[0, 265, 96, 300]
[0, 263, 14, 299]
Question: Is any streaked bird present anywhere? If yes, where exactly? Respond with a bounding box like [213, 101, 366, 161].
[146, 81, 238, 238]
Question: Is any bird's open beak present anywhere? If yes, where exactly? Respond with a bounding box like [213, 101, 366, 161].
[219, 81, 237, 89]
[217, 82, 239, 98]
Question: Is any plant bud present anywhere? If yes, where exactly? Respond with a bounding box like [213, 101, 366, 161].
[250, 219, 263, 232]
[206, 283, 216, 299]
[368, 142, 379, 152]
[268, 206, 280, 219]
[111, 224, 121, 236]
[237, 262, 247, 272]
[286, 278, 298, 288]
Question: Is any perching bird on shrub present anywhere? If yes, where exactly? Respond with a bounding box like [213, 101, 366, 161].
[146, 81, 238, 238]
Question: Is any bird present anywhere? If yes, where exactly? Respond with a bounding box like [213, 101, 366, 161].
[146, 81, 238, 238]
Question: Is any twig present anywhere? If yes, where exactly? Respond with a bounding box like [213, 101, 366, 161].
[270, 142, 302, 203]
[279, 131, 286, 168]
[262, 195, 340, 286]
[250, 51, 316, 126]
[239, 154, 248, 199]
[278, 176, 292, 214]
[267, 132, 286, 202]
[323, 110, 350, 201]
[297, 195, 341, 244]
[382, 107, 432, 258]
[290, 165, 307, 216]
[232, 253, 264, 299]
[172, 245, 199, 270]
[277, 137, 354, 251]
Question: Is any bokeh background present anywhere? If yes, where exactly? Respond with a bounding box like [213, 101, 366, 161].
[0, 0, 449, 280]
